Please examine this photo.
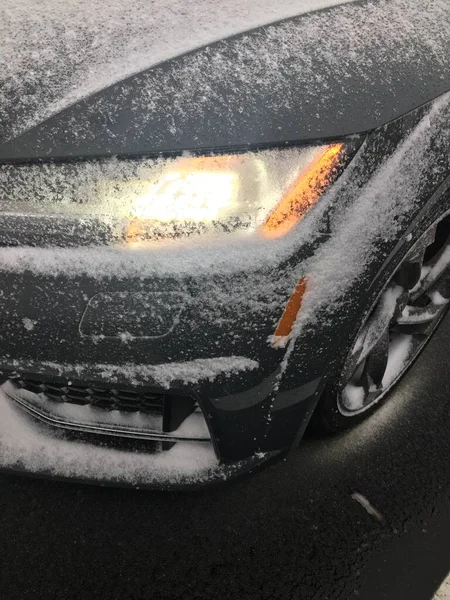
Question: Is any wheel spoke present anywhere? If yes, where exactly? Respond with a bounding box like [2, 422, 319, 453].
[405, 223, 437, 263]
[418, 243, 450, 296]
[396, 303, 443, 326]
[395, 261, 422, 291]
[351, 285, 402, 367]
[362, 328, 389, 390]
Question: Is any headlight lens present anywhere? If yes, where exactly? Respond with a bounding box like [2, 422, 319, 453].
[0, 143, 346, 245]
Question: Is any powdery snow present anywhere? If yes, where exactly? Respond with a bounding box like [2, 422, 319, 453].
[343, 383, 365, 411]
[0, 389, 218, 485]
[381, 334, 413, 389]
[434, 573, 450, 600]
[5, 379, 164, 436]
[354, 285, 403, 360]
[0, 2, 448, 483]
[96, 356, 259, 388]
[7, 356, 259, 389]
[0, 235, 293, 278]
[171, 410, 211, 440]
[429, 290, 449, 306]
[341, 334, 414, 412]
[2, 99, 448, 295]
[400, 305, 441, 324]
[1, 0, 448, 161]
[0, 0, 356, 143]
[22, 317, 36, 331]
[424, 245, 450, 288]
[1, 95, 449, 401]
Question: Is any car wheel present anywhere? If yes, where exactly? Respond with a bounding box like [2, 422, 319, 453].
[312, 210, 450, 434]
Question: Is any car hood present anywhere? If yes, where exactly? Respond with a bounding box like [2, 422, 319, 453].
[1, 0, 450, 160]
[0, 0, 356, 144]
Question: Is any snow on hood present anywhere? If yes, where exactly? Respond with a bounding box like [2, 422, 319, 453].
[0, 0, 355, 143]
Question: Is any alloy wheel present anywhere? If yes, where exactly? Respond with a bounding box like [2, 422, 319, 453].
[338, 214, 450, 416]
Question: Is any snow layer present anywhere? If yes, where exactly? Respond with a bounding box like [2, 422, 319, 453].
[7, 357, 259, 389]
[0, 234, 293, 278]
[381, 334, 413, 389]
[343, 383, 365, 411]
[0, 13, 448, 413]
[98, 356, 259, 388]
[0, 0, 355, 143]
[0, 389, 218, 485]
[171, 410, 211, 440]
[354, 285, 403, 360]
[434, 573, 450, 600]
[1, 95, 449, 395]
[2, 0, 448, 157]
[6, 380, 164, 436]
[424, 246, 450, 289]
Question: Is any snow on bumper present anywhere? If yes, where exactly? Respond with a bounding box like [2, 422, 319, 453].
[0, 388, 272, 489]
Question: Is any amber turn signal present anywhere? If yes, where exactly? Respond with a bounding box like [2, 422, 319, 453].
[261, 143, 344, 239]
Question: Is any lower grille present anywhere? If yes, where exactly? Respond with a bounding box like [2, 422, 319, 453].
[6, 377, 206, 441]
[16, 378, 165, 415]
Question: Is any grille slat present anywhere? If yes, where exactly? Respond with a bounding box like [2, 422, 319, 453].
[16, 377, 165, 415]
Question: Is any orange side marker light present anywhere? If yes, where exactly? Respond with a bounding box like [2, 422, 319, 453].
[273, 276, 308, 342]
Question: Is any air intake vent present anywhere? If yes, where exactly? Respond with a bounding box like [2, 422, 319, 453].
[16, 378, 165, 414]
[6, 377, 207, 441]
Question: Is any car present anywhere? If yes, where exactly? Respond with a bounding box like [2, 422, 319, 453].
[0, 0, 449, 489]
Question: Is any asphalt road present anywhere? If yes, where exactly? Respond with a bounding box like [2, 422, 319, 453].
[0, 314, 449, 600]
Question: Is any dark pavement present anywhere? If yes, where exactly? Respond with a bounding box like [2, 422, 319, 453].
[0, 314, 449, 600]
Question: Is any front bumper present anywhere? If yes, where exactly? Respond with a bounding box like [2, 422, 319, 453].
[0, 245, 324, 488]
[0, 341, 323, 488]
[0, 386, 284, 490]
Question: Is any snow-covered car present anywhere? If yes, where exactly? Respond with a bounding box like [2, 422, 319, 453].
[0, 0, 449, 488]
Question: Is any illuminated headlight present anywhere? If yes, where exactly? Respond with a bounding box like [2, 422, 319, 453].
[0, 143, 347, 244]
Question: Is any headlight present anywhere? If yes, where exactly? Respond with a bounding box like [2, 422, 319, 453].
[0, 143, 347, 245]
